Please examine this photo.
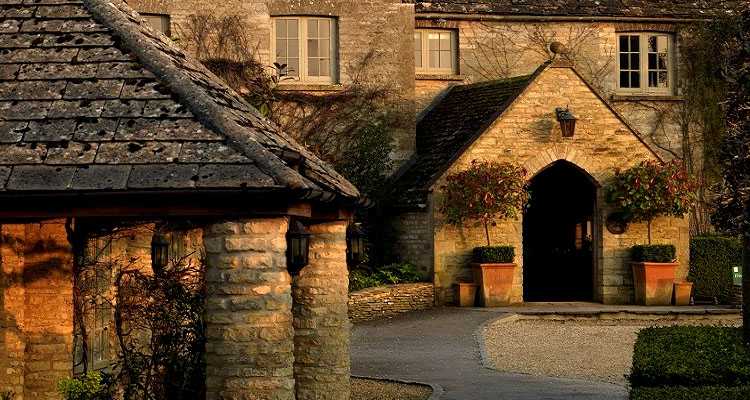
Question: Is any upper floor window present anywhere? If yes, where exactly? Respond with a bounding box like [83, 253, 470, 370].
[617, 33, 674, 95]
[415, 29, 458, 75]
[272, 17, 338, 84]
[142, 13, 171, 36]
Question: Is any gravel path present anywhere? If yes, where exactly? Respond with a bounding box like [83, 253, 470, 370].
[482, 319, 741, 384]
[351, 377, 432, 400]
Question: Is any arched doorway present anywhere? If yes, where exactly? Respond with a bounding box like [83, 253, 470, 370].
[523, 161, 598, 302]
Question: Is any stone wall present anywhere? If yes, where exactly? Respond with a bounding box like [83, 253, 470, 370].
[389, 210, 432, 279]
[348, 283, 434, 322]
[203, 218, 295, 400]
[0, 220, 74, 400]
[429, 64, 688, 305]
[128, 0, 417, 168]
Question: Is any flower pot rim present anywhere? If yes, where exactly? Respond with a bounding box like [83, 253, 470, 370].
[674, 281, 693, 286]
[470, 262, 518, 268]
[630, 261, 680, 267]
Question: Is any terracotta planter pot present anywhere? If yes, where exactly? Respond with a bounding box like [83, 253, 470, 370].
[471, 263, 517, 307]
[673, 281, 693, 306]
[454, 282, 478, 307]
[631, 262, 678, 306]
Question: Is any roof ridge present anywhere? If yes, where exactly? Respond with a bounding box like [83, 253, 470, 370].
[83, 0, 359, 199]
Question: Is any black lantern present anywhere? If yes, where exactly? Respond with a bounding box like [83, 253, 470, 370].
[286, 220, 310, 276]
[151, 233, 169, 273]
[346, 224, 367, 267]
[556, 107, 577, 137]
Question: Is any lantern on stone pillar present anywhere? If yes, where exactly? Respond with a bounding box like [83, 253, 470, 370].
[346, 224, 367, 267]
[556, 107, 577, 137]
[151, 233, 169, 273]
[286, 220, 310, 276]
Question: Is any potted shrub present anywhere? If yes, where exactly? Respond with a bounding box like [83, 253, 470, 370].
[605, 160, 697, 306]
[442, 160, 530, 306]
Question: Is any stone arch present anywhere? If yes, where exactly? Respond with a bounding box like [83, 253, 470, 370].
[522, 145, 600, 186]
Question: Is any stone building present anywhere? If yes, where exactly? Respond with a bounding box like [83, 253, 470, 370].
[391, 61, 689, 305]
[0, 0, 359, 399]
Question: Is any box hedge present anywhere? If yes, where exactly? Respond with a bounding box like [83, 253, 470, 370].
[630, 385, 750, 400]
[630, 244, 676, 263]
[472, 246, 514, 264]
[688, 235, 740, 304]
[629, 326, 750, 388]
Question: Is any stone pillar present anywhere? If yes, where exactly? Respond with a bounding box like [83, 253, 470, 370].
[291, 221, 350, 400]
[203, 218, 295, 400]
[0, 224, 26, 399]
[22, 220, 74, 400]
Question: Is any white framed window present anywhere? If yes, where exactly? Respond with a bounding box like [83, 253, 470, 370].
[74, 237, 112, 375]
[617, 33, 674, 95]
[272, 17, 338, 84]
[142, 13, 171, 36]
[415, 29, 458, 75]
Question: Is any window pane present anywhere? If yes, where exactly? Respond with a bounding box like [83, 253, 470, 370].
[648, 53, 656, 69]
[658, 53, 667, 70]
[414, 32, 422, 68]
[657, 36, 668, 52]
[649, 71, 657, 87]
[288, 39, 298, 57]
[288, 19, 298, 37]
[320, 61, 330, 77]
[630, 36, 639, 51]
[428, 33, 439, 51]
[620, 71, 629, 87]
[308, 19, 318, 38]
[276, 20, 287, 37]
[440, 32, 451, 50]
[630, 53, 639, 68]
[658, 71, 668, 87]
[648, 36, 656, 52]
[619, 53, 628, 69]
[619, 36, 629, 51]
[308, 39, 318, 57]
[308, 58, 319, 76]
[286, 58, 299, 77]
[440, 50, 451, 68]
[319, 19, 330, 38]
[276, 39, 287, 57]
[429, 50, 439, 68]
[320, 39, 330, 57]
[631, 71, 640, 87]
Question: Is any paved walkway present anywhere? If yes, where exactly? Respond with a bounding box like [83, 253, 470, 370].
[350, 308, 628, 400]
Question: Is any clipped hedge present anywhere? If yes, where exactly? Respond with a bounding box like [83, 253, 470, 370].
[629, 326, 750, 388]
[472, 246, 515, 263]
[630, 385, 750, 400]
[631, 244, 676, 263]
[689, 235, 740, 304]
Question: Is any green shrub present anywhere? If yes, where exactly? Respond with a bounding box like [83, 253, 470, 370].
[630, 385, 750, 400]
[472, 246, 515, 263]
[689, 235, 740, 304]
[629, 326, 750, 388]
[348, 263, 422, 292]
[0, 390, 13, 400]
[631, 244, 676, 263]
[58, 371, 101, 400]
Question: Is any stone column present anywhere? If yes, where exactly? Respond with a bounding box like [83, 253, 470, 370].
[291, 221, 350, 400]
[22, 220, 74, 400]
[203, 218, 295, 400]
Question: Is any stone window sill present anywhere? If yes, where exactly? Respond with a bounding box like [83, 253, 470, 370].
[416, 74, 466, 82]
[277, 83, 345, 92]
[611, 94, 684, 102]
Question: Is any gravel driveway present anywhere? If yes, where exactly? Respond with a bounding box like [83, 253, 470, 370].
[482, 318, 742, 384]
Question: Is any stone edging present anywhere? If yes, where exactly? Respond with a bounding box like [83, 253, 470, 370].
[351, 374, 444, 400]
[348, 283, 435, 322]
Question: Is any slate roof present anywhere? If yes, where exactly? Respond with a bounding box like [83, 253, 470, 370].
[0, 0, 360, 206]
[409, 0, 742, 19]
[391, 72, 537, 205]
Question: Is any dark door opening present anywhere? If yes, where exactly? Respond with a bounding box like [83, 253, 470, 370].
[523, 161, 596, 302]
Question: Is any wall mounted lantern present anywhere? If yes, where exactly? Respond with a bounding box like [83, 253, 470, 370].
[151, 233, 169, 273]
[287, 220, 311, 276]
[556, 107, 577, 137]
[346, 224, 367, 267]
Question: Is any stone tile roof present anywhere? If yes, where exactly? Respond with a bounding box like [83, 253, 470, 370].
[391, 73, 537, 205]
[0, 0, 359, 205]
[409, 0, 742, 19]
